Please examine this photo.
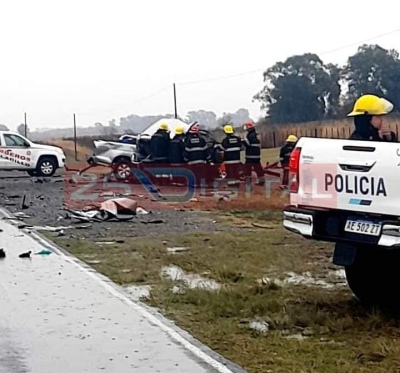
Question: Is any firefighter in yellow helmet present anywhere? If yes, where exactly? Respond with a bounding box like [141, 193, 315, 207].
[219, 125, 243, 184]
[347, 94, 397, 142]
[150, 122, 170, 162]
[169, 126, 185, 165]
[279, 134, 298, 189]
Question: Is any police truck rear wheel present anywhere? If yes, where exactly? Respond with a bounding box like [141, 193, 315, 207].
[345, 247, 400, 307]
[37, 157, 56, 177]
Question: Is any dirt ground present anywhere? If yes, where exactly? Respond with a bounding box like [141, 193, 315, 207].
[0, 168, 283, 239]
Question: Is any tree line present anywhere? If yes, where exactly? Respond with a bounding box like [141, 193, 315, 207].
[253, 44, 400, 124]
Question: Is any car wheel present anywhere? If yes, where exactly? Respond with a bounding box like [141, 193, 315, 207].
[112, 157, 132, 180]
[36, 157, 57, 177]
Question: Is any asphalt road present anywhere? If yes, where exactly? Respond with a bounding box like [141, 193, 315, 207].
[0, 211, 245, 373]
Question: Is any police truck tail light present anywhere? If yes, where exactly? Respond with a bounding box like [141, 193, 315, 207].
[288, 147, 301, 193]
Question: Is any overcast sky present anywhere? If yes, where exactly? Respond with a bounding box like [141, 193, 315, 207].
[0, 0, 399, 131]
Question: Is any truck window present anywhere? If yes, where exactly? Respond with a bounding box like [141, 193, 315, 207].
[4, 134, 29, 147]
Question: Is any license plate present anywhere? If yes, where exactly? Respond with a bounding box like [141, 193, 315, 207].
[344, 219, 381, 236]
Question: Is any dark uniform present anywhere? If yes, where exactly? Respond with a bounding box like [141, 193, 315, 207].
[184, 131, 208, 186]
[169, 134, 185, 164]
[169, 133, 186, 184]
[279, 141, 296, 187]
[242, 128, 264, 184]
[150, 127, 171, 185]
[150, 129, 170, 163]
[349, 115, 398, 142]
[220, 133, 242, 183]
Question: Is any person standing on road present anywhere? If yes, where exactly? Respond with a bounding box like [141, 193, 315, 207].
[347, 94, 398, 142]
[242, 120, 265, 185]
[279, 134, 297, 189]
[219, 125, 242, 185]
[183, 124, 208, 187]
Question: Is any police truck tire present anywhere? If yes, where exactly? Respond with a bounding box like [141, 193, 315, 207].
[36, 157, 57, 177]
[345, 246, 400, 308]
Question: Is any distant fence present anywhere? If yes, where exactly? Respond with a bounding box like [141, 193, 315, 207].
[257, 117, 400, 148]
[59, 116, 400, 153]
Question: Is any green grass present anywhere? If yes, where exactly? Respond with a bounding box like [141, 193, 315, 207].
[48, 210, 400, 373]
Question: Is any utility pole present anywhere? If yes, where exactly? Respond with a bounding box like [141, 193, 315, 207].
[24, 112, 27, 137]
[173, 83, 178, 119]
[73, 113, 78, 161]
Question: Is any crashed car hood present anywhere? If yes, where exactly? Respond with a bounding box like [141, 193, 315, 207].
[93, 140, 136, 151]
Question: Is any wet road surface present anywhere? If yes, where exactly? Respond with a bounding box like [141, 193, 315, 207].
[0, 210, 244, 373]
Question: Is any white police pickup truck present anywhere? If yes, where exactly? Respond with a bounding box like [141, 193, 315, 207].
[0, 131, 66, 177]
[282, 136, 400, 307]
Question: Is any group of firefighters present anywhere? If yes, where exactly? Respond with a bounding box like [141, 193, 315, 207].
[147, 120, 298, 187]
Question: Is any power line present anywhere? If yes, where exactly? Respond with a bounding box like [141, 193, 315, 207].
[177, 68, 263, 86]
[76, 84, 172, 117]
[129, 84, 172, 105]
[176, 27, 400, 87]
[319, 28, 400, 56]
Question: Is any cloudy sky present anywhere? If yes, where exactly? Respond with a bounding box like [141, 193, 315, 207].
[0, 0, 399, 130]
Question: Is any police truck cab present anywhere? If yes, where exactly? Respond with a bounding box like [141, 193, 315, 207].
[0, 131, 66, 177]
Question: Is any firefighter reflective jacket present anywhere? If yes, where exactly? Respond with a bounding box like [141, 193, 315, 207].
[184, 133, 208, 165]
[242, 129, 261, 162]
[220, 134, 242, 164]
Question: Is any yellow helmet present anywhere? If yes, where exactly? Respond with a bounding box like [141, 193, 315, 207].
[347, 94, 394, 116]
[224, 125, 234, 134]
[175, 126, 184, 135]
[159, 122, 169, 130]
[286, 134, 298, 142]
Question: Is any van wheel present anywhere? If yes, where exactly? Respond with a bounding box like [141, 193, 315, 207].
[345, 246, 400, 308]
[36, 157, 57, 177]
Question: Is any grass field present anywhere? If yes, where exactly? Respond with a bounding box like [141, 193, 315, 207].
[49, 209, 400, 373]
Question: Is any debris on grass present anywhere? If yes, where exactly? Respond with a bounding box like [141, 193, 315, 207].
[249, 320, 270, 333]
[284, 333, 308, 341]
[87, 260, 101, 264]
[161, 265, 221, 291]
[258, 271, 347, 290]
[166, 247, 190, 253]
[124, 285, 151, 300]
